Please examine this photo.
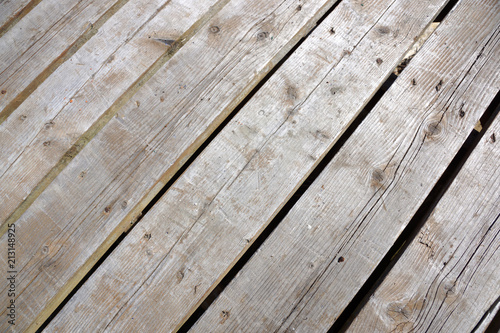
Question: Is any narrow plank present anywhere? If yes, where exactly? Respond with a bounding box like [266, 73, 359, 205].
[0, 0, 126, 118]
[347, 117, 500, 332]
[0, 0, 340, 331]
[0, 0, 222, 227]
[44, 0, 453, 332]
[190, 1, 500, 331]
[0, 0, 40, 35]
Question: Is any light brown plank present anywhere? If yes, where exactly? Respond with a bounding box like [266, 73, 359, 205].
[0, 0, 127, 119]
[0, 0, 222, 228]
[189, 1, 500, 332]
[44, 0, 453, 331]
[347, 115, 500, 332]
[0, 0, 340, 331]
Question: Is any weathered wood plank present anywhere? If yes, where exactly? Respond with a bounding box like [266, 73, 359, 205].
[44, 0, 453, 332]
[0, 0, 39, 35]
[0, 0, 223, 229]
[347, 116, 500, 332]
[188, 1, 500, 332]
[0, 0, 341, 331]
[0, 0, 127, 119]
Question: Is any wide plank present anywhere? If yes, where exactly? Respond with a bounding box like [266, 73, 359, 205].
[0, 0, 223, 228]
[347, 114, 500, 332]
[44, 0, 452, 331]
[0, 0, 340, 331]
[0, 0, 125, 118]
[190, 0, 500, 331]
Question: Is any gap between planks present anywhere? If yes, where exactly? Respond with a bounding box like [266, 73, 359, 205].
[0, 0, 230, 233]
[346, 104, 500, 332]
[42, 0, 455, 332]
[0, 0, 130, 122]
[189, 0, 500, 331]
[332, 89, 500, 333]
[179, 7, 455, 329]
[0, 0, 43, 38]
[34, 3, 320, 328]
[0, 0, 344, 331]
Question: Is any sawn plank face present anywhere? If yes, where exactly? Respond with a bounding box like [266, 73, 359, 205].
[0, 0, 222, 229]
[190, 0, 500, 331]
[0, 0, 340, 331]
[0, 0, 124, 116]
[45, 0, 453, 331]
[347, 111, 500, 332]
[0, 0, 37, 32]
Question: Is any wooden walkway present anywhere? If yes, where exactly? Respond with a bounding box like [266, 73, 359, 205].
[0, 0, 499, 331]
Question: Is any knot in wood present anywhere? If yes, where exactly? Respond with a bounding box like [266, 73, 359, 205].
[377, 26, 390, 35]
[257, 31, 269, 41]
[210, 25, 220, 34]
[370, 168, 386, 188]
[424, 120, 443, 138]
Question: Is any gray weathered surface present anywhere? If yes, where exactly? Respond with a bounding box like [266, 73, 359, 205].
[0, 0, 37, 32]
[0, 0, 222, 228]
[0, 0, 340, 331]
[45, 0, 453, 332]
[347, 114, 500, 332]
[191, 0, 500, 331]
[0, 0, 124, 116]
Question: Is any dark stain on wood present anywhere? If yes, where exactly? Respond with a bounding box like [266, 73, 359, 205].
[377, 26, 390, 35]
[176, 271, 185, 283]
[104, 205, 112, 214]
[286, 86, 298, 100]
[371, 168, 385, 188]
[425, 120, 443, 138]
[435, 79, 443, 92]
[220, 310, 230, 324]
[257, 31, 269, 41]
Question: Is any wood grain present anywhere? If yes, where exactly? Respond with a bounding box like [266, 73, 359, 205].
[190, 1, 500, 332]
[0, 0, 126, 119]
[0, 0, 340, 331]
[44, 0, 453, 332]
[0, 0, 40, 35]
[347, 114, 500, 332]
[0, 0, 222, 229]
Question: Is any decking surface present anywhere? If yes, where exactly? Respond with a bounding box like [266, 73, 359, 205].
[0, 0, 499, 332]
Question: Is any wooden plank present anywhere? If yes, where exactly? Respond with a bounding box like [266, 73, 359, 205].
[0, 0, 341, 331]
[0, 0, 40, 35]
[0, 0, 223, 228]
[0, 0, 127, 119]
[347, 117, 500, 332]
[188, 1, 500, 331]
[43, 0, 453, 332]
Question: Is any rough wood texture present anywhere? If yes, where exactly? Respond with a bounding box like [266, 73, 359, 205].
[0, 0, 222, 229]
[45, 0, 452, 332]
[0, 0, 128, 117]
[0, 0, 340, 331]
[190, 1, 500, 331]
[347, 116, 500, 332]
[0, 0, 39, 34]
